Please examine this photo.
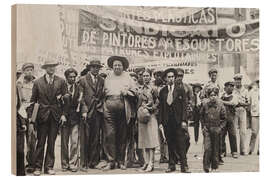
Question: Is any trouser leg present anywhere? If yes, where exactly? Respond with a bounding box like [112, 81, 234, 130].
[227, 118, 238, 154]
[249, 116, 259, 153]
[164, 125, 176, 169]
[69, 124, 79, 169]
[210, 128, 220, 170]
[44, 117, 58, 171]
[88, 113, 101, 167]
[236, 108, 247, 153]
[203, 129, 211, 171]
[116, 110, 127, 165]
[34, 121, 49, 171]
[175, 127, 187, 169]
[17, 131, 25, 176]
[61, 125, 70, 169]
[80, 120, 89, 168]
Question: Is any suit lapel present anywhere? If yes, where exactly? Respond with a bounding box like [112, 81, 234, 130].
[172, 85, 178, 103]
[43, 75, 53, 102]
[86, 73, 96, 92]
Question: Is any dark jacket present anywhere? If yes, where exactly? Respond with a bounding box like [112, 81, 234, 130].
[62, 82, 81, 126]
[158, 84, 187, 127]
[28, 75, 67, 124]
[79, 73, 105, 121]
[200, 99, 227, 129]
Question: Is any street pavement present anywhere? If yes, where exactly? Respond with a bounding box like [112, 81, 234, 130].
[26, 127, 259, 175]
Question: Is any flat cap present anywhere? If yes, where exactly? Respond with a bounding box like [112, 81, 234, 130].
[224, 81, 235, 87]
[233, 73, 243, 80]
[22, 63, 34, 71]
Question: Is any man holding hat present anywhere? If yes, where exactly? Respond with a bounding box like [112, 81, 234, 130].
[16, 62, 36, 173]
[79, 59, 105, 171]
[102, 56, 137, 170]
[28, 60, 67, 175]
[233, 73, 250, 156]
[220, 81, 239, 159]
[159, 68, 190, 173]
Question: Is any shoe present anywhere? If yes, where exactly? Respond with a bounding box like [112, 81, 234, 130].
[80, 167, 88, 172]
[45, 169, 55, 175]
[160, 158, 169, 163]
[26, 167, 35, 173]
[249, 151, 252, 155]
[140, 164, 148, 170]
[119, 164, 127, 170]
[102, 163, 114, 171]
[33, 170, 41, 176]
[257, 151, 259, 155]
[145, 164, 154, 172]
[240, 152, 248, 156]
[62, 168, 69, 172]
[71, 168, 78, 172]
[232, 153, 238, 158]
[219, 159, 224, 165]
[181, 167, 191, 173]
[165, 167, 176, 173]
[204, 168, 209, 173]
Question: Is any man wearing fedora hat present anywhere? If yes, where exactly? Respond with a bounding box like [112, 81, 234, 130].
[28, 60, 67, 175]
[17, 62, 37, 173]
[159, 68, 190, 173]
[79, 59, 105, 171]
[102, 56, 137, 170]
[233, 74, 250, 156]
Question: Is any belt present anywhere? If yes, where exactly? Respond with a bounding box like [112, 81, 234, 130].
[106, 95, 123, 101]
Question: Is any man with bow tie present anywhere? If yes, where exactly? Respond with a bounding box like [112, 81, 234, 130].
[158, 68, 190, 173]
[79, 60, 105, 171]
[60, 68, 81, 172]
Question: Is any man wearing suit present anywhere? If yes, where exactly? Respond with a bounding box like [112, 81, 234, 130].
[29, 60, 67, 176]
[60, 68, 81, 172]
[79, 60, 105, 171]
[159, 68, 190, 173]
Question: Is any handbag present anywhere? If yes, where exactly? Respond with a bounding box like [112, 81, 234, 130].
[137, 106, 151, 124]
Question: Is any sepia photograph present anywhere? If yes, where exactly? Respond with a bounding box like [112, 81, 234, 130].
[11, 4, 259, 176]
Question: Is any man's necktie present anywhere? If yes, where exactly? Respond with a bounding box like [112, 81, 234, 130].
[69, 85, 73, 94]
[167, 85, 173, 105]
[49, 77, 53, 85]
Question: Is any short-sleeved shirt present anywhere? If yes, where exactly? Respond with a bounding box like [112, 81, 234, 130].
[233, 86, 250, 106]
[104, 71, 136, 96]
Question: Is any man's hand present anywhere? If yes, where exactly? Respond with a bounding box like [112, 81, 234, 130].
[182, 122, 188, 129]
[82, 113, 87, 121]
[28, 123, 37, 138]
[21, 125, 27, 132]
[60, 115, 67, 126]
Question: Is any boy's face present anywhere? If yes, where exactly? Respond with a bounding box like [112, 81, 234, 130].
[209, 92, 217, 102]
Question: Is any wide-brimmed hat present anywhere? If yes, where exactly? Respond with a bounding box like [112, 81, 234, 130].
[87, 60, 103, 69]
[41, 60, 59, 69]
[22, 63, 34, 71]
[107, 56, 129, 70]
[162, 68, 178, 80]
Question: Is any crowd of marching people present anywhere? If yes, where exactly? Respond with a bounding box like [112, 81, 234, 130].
[16, 55, 260, 175]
